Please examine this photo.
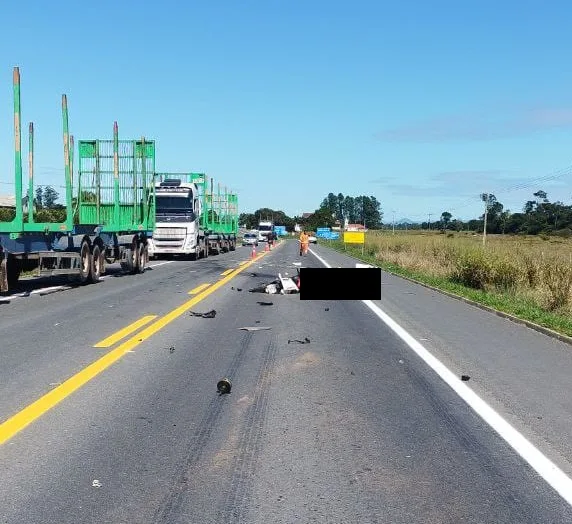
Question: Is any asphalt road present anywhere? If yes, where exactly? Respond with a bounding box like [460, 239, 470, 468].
[1, 240, 571, 523]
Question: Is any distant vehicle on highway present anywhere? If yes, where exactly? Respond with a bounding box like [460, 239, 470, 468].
[308, 234, 317, 244]
[242, 233, 259, 247]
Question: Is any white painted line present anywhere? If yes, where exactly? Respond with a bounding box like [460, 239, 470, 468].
[147, 261, 174, 269]
[311, 248, 572, 507]
[31, 285, 69, 295]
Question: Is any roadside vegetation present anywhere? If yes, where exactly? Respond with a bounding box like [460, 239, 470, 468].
[326, 230, 572, 338]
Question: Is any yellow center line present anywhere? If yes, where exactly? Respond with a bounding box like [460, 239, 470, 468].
[0, 250, 271, 446]
[93, 315, 158, 348]
[189, 283, 211, 295]
[220, 268, 234, 276]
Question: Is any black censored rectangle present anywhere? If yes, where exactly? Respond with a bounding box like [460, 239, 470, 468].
[299, 268, 381, 300]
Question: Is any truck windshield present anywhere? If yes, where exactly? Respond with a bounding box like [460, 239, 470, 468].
[156, 196, 193, 213]
[259, 225, 272, 232]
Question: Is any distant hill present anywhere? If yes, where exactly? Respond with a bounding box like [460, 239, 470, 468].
[396, 218, 416, 225]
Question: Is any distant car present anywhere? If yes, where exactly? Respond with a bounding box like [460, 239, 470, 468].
[308, 235, 317, 244]
[242, 233, 259, 247]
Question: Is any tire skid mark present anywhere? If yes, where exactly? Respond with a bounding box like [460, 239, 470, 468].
[153, 332, 253, 523]
[220, 337, 277, 523]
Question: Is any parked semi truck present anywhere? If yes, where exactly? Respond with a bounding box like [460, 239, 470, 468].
[148, 173, 238, 259]
[0, 67, 156, 292]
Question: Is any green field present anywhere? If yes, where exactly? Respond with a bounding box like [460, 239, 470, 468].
[326, 230, 572, 339]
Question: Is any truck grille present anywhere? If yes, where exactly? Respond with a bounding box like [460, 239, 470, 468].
[154, 227, 186, 240]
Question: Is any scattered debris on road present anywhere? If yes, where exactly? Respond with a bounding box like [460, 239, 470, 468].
[239, 326, 272, 331]
[190, 310, 217, 318]
[217, 377, 232, 395]
[288, 337, 311, 344]
[324, 307, 330, 311]
[461, 375, 470, 381]
[92, 480, 102, 488]
[257, 301, 274, 306]
[169, 346, 175, 354]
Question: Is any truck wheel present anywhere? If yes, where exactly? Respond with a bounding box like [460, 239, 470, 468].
[120, 248, 135, 273]
[89, 244, 103, 283]
[137, 243, 147, 273]
[229, 239, 236, 251]
[79, 240, 92, 283]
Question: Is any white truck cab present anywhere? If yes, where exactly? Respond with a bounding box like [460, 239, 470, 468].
[148, 178, 204, 258]
[258, 220, 273, 242]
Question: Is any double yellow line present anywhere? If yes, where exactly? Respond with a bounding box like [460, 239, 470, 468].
[0, 249, 274, 446]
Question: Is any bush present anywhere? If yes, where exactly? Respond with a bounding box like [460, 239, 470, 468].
[451, 250, 494, 290]
[554, 228, 572, 238]
[491, 259, 518, 290]
[542, 262, 572, 311]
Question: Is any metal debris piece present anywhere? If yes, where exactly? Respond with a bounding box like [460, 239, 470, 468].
[324, 307, 329, 311]
[217, 378, 232, 395]
[239, 326, 272, 331]
[461, 375, 470, 381]
[265, 283, 280, 294]
[92, 480, 102, 488]
[190, 310, 216, 318]
[257, 301, 274, 306]
[288, 337, 311, 344]
[236, 288, 242, 292]
[169, 346, 175, 353]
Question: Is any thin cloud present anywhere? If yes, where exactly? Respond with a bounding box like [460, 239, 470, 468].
[375, 108, 572, 142]
[372, 170, 536, 198]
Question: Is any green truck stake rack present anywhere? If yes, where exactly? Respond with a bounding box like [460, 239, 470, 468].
[0, 66, 156, 292]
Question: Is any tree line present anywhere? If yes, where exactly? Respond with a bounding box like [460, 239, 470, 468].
[409, 190, 572, 236]
[238, 192, 383, 232]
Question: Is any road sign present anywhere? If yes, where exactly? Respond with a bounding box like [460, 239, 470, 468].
[343, 231, 364, 244]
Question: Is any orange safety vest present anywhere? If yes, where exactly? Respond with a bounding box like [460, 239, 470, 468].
[300, 233, 309, 245]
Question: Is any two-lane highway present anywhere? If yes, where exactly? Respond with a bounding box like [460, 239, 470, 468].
[1, 240, 572, 523]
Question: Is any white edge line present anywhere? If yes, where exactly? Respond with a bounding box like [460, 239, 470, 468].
[309, 247, 572, 507]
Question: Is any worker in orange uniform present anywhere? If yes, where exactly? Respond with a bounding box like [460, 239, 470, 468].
[299, 230, 309, 256]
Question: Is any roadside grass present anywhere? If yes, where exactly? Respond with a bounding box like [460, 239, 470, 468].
[321, 232, 572, 339]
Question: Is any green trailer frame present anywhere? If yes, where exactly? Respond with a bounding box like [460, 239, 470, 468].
[0, 67, 157, 292]
[0, 67, 74, 237]
[77, 124, 156, 234]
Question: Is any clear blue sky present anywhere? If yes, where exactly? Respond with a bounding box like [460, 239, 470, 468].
[1, 0, 572, 222]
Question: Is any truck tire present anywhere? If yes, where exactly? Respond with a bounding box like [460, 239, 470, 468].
[79, 240, 92, 283]
[89, 244, 103, 283]
[120, 248, 135, 273]
[137, 243, 147, 273]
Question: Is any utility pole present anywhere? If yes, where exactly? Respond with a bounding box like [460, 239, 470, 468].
[482, 193, 490, 246]
[392, 210, 395, 235]
[428, 213, 432, 231]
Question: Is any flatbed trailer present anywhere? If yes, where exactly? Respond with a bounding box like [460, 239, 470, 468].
[0, 67, 155, 293]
